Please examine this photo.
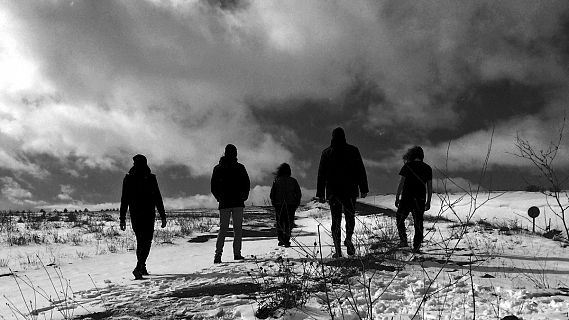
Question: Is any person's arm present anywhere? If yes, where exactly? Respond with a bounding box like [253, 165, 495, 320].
[355, 148, 369, 198]
[294, 179, 302, 207]
[241, 165, 250, 202]
[119, 176, 129, 230]
[211, 166, 220, 201]
[269, 180, 276, 206]
[316, 152, 327, 202]
[395, 176, 405, 208]
[425, 179, 433, 211]
[153, 176, 166, 227]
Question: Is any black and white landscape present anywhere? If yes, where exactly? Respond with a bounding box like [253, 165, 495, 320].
[1, 1, 569, 319]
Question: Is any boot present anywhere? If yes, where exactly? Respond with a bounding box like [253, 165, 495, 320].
[132, 268, 144, 280]
[345, 239, 355, 256]
[137, 263, 149, 276]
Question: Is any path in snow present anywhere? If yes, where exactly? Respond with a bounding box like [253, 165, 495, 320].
[2, 198, 569, 319]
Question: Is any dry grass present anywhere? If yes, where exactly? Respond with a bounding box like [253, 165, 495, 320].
[0, 209, 221, 270]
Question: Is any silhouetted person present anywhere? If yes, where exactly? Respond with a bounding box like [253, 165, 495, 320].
[270, 163, 302, 248]
[211, 144, 250, 263]
[316, 127, 369, 257]
[120, 154, 166, 280]
[395, 146, 432, 253]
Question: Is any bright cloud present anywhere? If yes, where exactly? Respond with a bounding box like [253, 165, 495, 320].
[164, 194, 218, 210]
[0, 176, 32, 205]
[57, 184, 74, 201]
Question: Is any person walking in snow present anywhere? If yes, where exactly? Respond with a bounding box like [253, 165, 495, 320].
[120, 154, 166, 280]
[211, 144, 250, 264]
[270, 163, 302, 248]
[316, 127, 369, 258]
[395, 146, 432, 253]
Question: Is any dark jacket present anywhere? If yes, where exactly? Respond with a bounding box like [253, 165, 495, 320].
[211, 156, 250, 209]
[120, 165, 165, 223]
[316, 130, 369, 199]
[270, 176, 302, 208]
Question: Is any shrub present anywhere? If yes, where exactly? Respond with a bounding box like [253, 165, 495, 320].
[107, 242, 118, 253]
[155, 229, 175, 244]
[69, 232, 84, 246]
[178, 218, 194, 236]
[86, 221, 105, 234]
[103, 226, 121, 238]
[66, 211, 78, 223]
[195, 217, 217, 233]
[9, 233, 29, 246]
[0, 214, 16, 233]
[27, 220, 44, 231]
[47, 214, 61, 222]
[249, 256, 315, 319]
[525, 184, 545, 192]
[52, 231, 68, 244]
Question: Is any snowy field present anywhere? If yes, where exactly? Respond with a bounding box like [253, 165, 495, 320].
[364, 192, 569, 235]
[1, 191, 569, 320]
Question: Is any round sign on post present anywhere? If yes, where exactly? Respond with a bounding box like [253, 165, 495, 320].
[528, 206, 540, 233]
[528, 206, 540, 218]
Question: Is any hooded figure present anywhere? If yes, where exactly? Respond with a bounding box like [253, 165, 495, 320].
[270, 163, 302, 247]
[211, 144, 250, 263]
[316, 127, 369, 258]
[120, 154, 166, 279]
[317, 127, 368, 200]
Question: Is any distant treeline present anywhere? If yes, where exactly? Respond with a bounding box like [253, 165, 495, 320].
[0, 208, 119, 214]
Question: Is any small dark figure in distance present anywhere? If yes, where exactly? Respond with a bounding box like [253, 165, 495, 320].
[395, 146, 433, 253]
[120, 154, 166, 280]
[211, 144, 250, 264]
[316, 127, 369, 258]
[270, 163, 302, 248]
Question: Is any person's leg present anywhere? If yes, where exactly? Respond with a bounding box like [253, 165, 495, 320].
[133, 227, 143, 268]
[340, 197, 356, 255]
[274, 205, 285, 245]
[411, 199, 425, 251]
[285, 206, 297, 246]
[132, 228, 144, 279]
[281, 204, 291, 246]
[290, 205, 297, 229]
[131, 219, 153, 278]
[329, 197, 343, 256]
[215, 209, 231, 259]
[139, 223, 155, 272]
[396, 203, 411, 246]
[131, 219, 142, 267]
[342, 198, 356, 240]
[232, 207, 244, 258]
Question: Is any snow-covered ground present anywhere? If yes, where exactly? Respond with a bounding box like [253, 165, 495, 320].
[1, 192, 569, 319]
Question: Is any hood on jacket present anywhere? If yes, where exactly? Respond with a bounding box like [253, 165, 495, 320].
[331, 127, 347, 147]
[129, 154, 151, 176]
[219, 144, 238, 166]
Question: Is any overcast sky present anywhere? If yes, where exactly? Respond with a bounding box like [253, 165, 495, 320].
[1, 0, 569, 210]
